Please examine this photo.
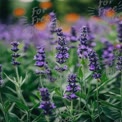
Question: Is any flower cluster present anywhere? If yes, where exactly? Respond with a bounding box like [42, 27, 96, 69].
[34, 47, 54, 81]
[77, 26, 90, 58]
[86, 25, 96, 48]
[55, 28, 69, 71]
[49, 12, 57, 34]
[102, 41, 115, 67]
[70, 26, 77, 42]
[11, 41, 20, 66]
[34, 47, 47, 69]
[38, 88, 55, 114]
[88, 51, 101, 79]
[117, 21, 122, 43]
[117, 21, 122, 71]
[117, 56, 122, 71]
[64, 74, 80, 100]
[0, 65, 3, 85]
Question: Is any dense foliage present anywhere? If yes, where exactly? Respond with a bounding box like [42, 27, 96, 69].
[0, 13, 122, 122]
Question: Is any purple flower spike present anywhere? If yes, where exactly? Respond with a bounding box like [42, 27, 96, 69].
[34, 47, 55, 82]
[34, 47, 47, 68]
[88, 50, 101, 79]
[39, 88, 56, 115]
[55, 28, 69, 71]
[11, 41, 20, 66]
[116, 56, 122, 71]
[117, 21, 122, 43]
[77, 26, 89, 58]
[64, 74, 80, 100]
[70, 26, 77, 42]
[102, 40, 115, 67]
[49, 12, 57, 34]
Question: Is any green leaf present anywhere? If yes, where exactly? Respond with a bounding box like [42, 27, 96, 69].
[0, 103, 3, 111]
[8, 112, 20, 122]
[102, 106, 120, 120]
[100, 100, 122, 110]
[5, 93, 29, 111]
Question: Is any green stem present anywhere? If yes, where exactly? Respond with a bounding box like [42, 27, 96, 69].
[0, 92, 8, 122]
[45, 116, 50, 122]
[15, 67, 19, 83]
[70, 100, 74, 121]
[27, 111, 30, 122]
[96, 80, 101, 122]
[40, 76, 44, 88]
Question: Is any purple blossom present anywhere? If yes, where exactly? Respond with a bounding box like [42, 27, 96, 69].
[77, 26, 90, 58]
[64, 74, 80, 100]
[55, 28, 69, 71]
[117, 21, 122, 43]
[86, 25, 96, 48]
[49, 12, 57, 34]
[102, 40, 115, 67]
[70, 26, 77, 42]
[11, 41, 20, 66]
[117, 21, 122, 71]
[116, 56, 122, 71]
[34, 47, 55, 82]
[38, 88, 56, 115]
[34, 47, 47, 68]
[88, 50, 101, 79]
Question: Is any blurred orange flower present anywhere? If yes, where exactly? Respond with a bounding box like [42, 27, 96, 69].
[34, 22, 47, 30]
[39, 2, 52, 9]
[13, 8, 25, 17]
[90, 16, 102, 22]
[42, 14, 50, 23]
[65, 13, 80, 23]
[105, 9, 115, 18]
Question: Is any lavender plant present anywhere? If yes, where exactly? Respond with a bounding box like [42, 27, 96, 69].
[0, 14, 122, 122]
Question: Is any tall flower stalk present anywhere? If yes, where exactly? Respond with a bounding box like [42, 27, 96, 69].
[55, 28, 69, 72]
[78, 26, 91, 59]
[5, 41, 29, 121]
[38, 88, 56, 115]
[64, 74, 80, 100]
[34, 46, 54, 82]
[88, 50, 101, 121]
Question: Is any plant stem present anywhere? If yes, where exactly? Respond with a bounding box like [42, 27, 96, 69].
[45, 116, 50, 122]
[70, 101, 74, 120]
[27, 110, 30, 122]
[15, 67, 19, 83]
[96, 80, 101, 122]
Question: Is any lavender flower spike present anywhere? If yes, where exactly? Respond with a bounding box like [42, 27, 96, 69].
[88, 50, 101, 79]
[34, 47, 47, 68]
[11, 41, 20, 66]
[64, 74, 80, 100]
[77, 26, 89, 58]
[55, 28, 69, 71]
[49, 12, 57, 34]
[117, 56, 122, 71]
[117, 21, 122, 43]
[38, 88, 56, 115]
[70, 26, 77, 42]
[102, 40, 115, 67]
